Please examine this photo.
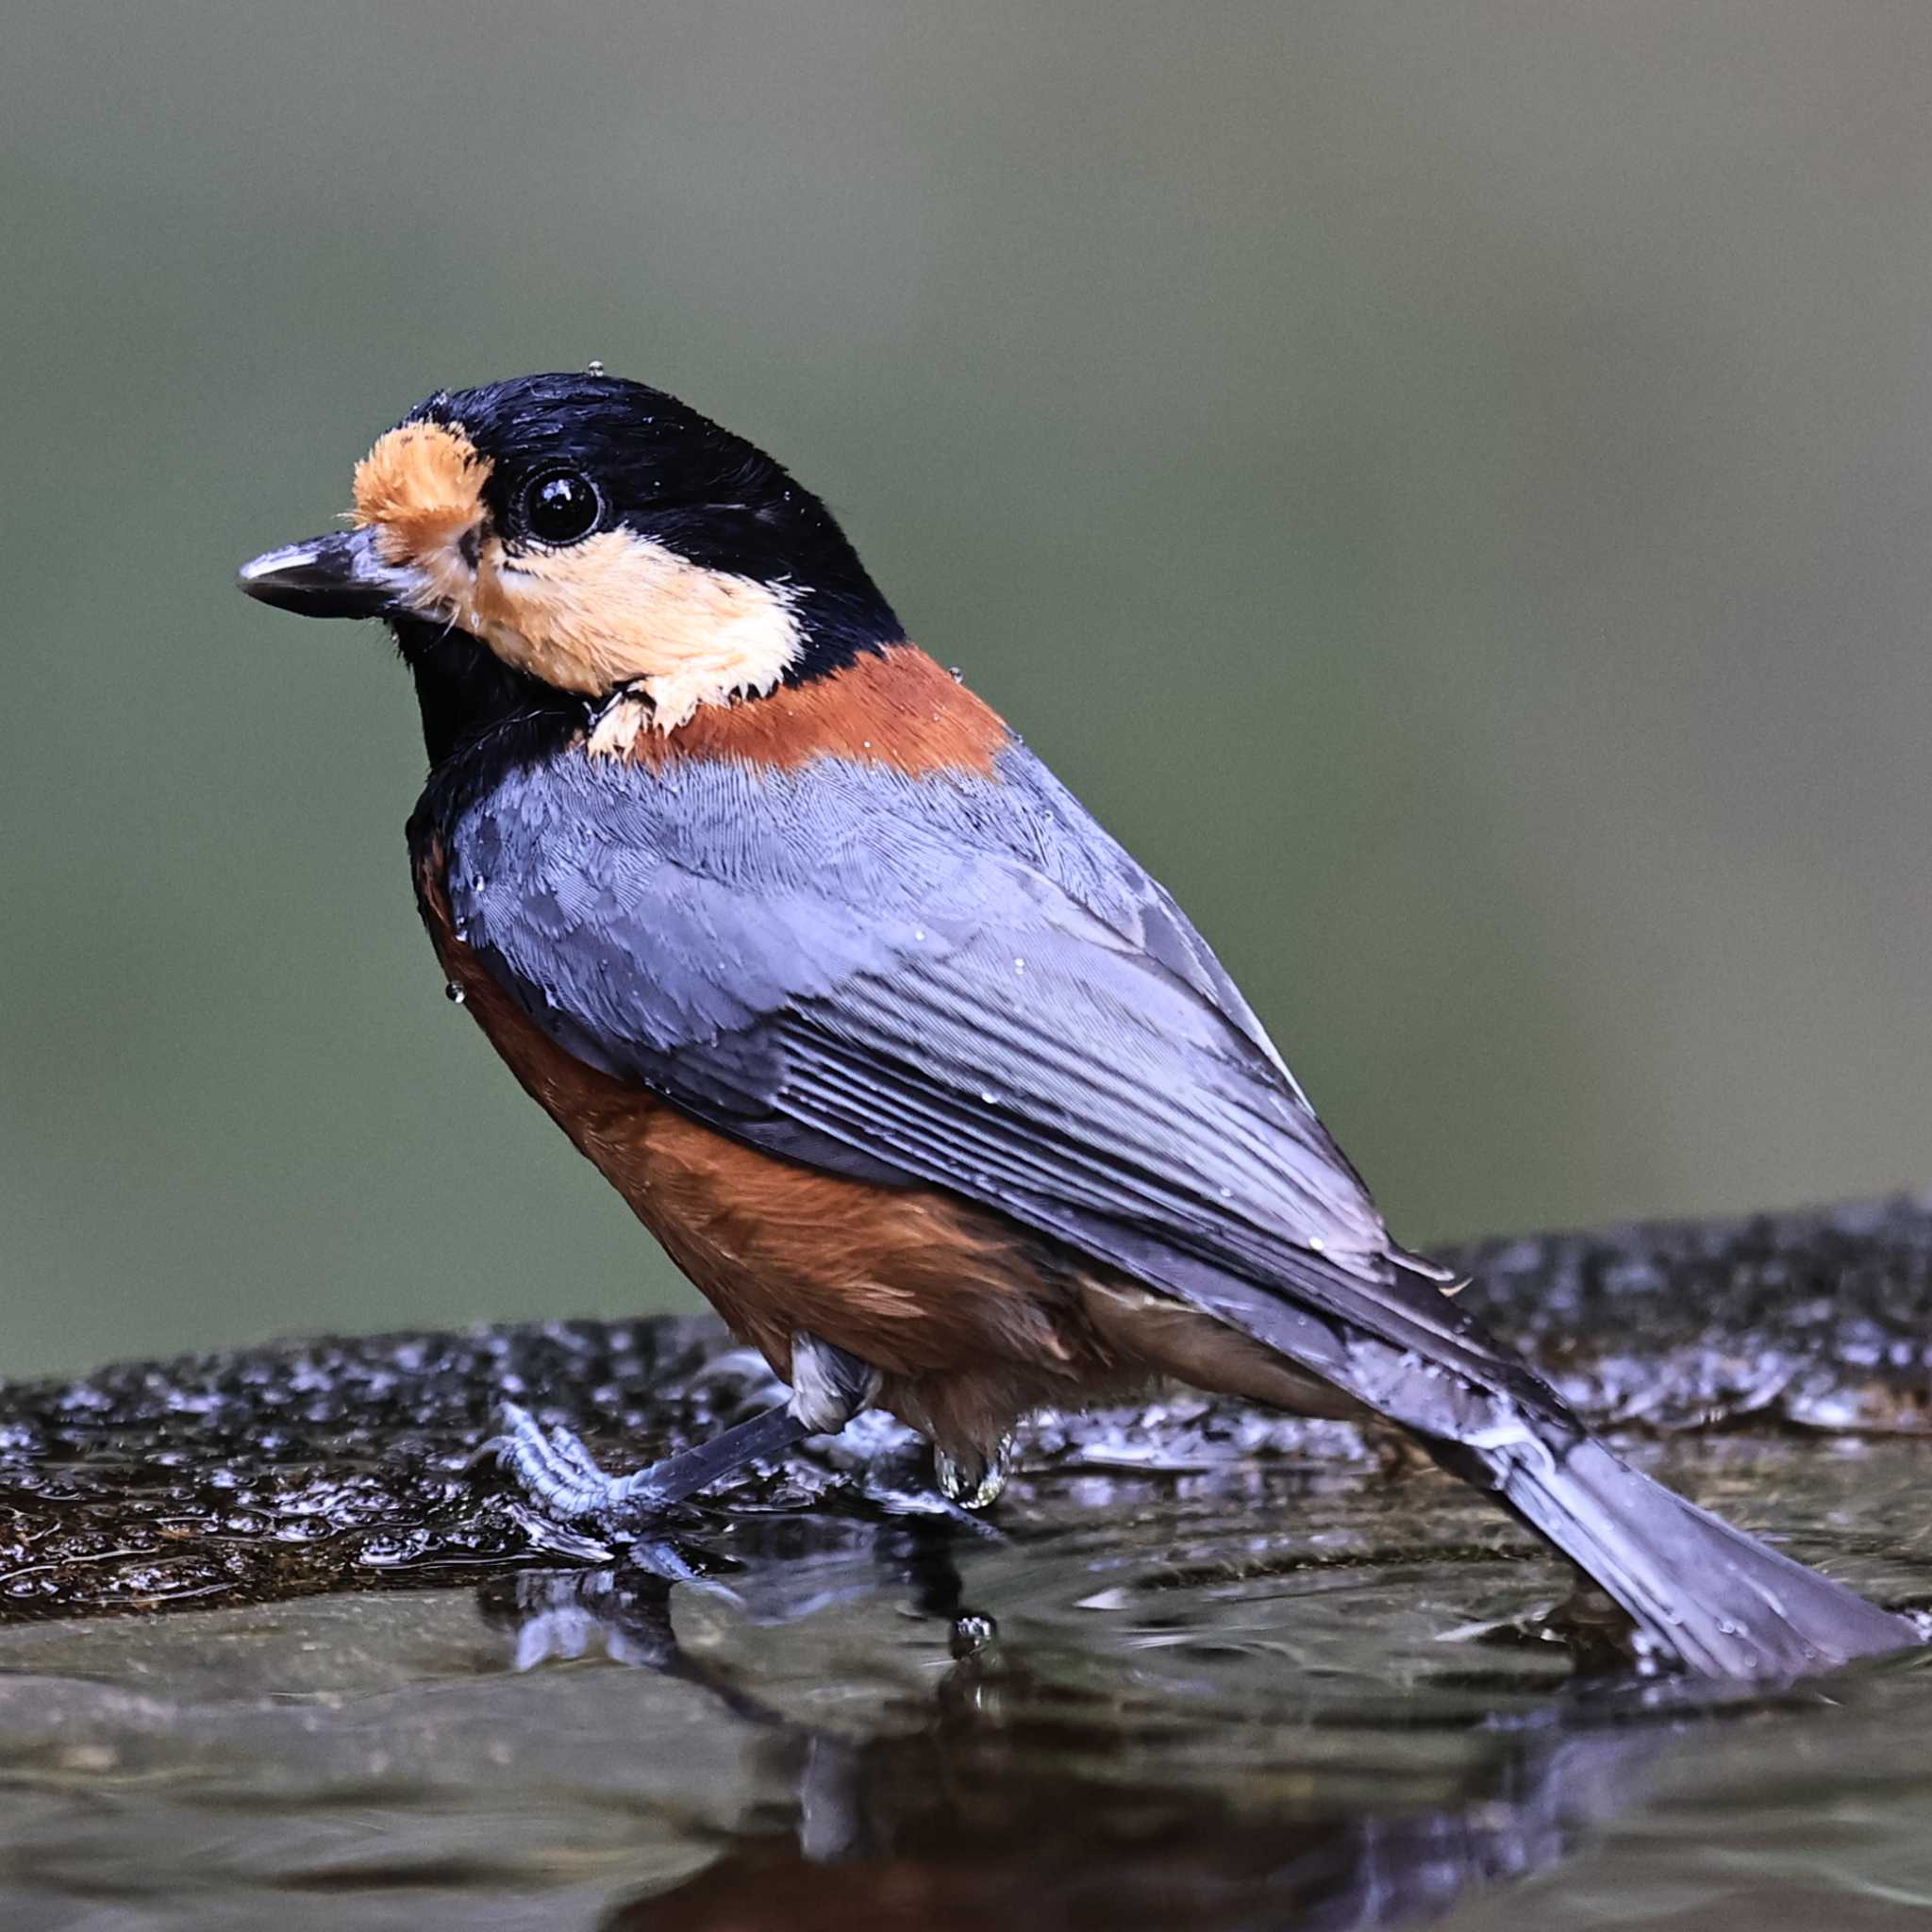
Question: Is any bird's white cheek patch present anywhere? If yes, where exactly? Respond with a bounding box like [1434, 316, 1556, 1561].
[467, 531, 804, 729]
[586, 690, 655, 758]
[352, 420, 802, 727]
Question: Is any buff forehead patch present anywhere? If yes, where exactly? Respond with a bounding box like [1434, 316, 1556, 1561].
[353, 422, 490, 562]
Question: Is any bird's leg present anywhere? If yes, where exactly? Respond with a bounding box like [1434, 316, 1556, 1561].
[488, 1332, 882, 1528]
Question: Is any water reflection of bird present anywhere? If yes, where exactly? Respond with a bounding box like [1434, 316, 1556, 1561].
[240, 369, 1911, 1678]
[483, 1542, 1682, 1932]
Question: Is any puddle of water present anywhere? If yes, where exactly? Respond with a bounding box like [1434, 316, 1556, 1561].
[0, 1436, 1926, 1931]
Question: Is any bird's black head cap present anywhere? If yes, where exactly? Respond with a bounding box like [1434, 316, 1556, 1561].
[408, 373, 900, 656]
[240, 370, 905, 766]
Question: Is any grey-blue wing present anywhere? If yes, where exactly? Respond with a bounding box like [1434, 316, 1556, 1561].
[442, 740, 1931, 1676]
[449, 744, 1548, 1407]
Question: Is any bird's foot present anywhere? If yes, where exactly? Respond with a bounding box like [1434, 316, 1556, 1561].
[484, 1337, 883, 1535]
[483, 1402, 668, 1529]
[934, 1433, 1015, 1509]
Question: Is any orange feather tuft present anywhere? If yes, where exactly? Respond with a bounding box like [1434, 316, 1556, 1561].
[592, 644, 1010, 777]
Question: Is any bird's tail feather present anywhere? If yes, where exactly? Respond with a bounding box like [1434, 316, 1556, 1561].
[1433, 1426, 1915, 1677]
[1029, 1215, 1916, 1677]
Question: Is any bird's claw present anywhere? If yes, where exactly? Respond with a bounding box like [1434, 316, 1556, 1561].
[483, 1400, 666, 1530]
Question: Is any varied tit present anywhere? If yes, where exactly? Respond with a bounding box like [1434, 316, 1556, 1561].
[239, 370, 1911, 1678]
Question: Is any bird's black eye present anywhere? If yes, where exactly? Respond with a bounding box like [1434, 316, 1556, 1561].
[517, 469, 603, 546]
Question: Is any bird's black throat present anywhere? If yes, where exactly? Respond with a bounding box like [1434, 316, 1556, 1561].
[393, 615, 583, 775]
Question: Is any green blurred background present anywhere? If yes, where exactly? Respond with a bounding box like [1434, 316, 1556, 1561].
[4, 2, 1929, 1377]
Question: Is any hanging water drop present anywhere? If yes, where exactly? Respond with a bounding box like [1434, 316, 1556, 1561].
[444, 981, 467, 1006]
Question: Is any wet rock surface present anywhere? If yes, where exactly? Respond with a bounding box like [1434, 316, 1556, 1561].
[0, 1430, 1927, 1928]
[1, 1195, 1930, 1928]
[1455, 1191, 1932, 1433]
[2, 1192, 1930, 1625]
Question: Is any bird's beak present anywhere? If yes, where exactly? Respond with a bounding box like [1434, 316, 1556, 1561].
[236, 528, 427, 621]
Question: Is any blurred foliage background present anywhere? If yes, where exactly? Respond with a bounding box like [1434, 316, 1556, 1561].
[4, 2, 1930, 1376]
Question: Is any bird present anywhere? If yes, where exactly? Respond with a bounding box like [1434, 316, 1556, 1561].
[239, 368, 1913, 1679]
